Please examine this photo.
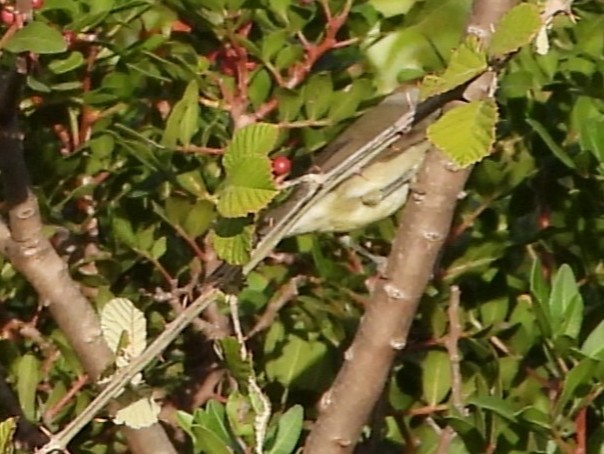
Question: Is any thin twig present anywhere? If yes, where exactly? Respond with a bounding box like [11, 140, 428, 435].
[445, 286, 465, 415]
[38, 290, 221, 454]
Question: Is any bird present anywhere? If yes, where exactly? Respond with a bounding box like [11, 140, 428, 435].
[263, 89, 437, 237]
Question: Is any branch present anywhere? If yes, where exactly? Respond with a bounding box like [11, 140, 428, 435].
[38, 290, 220, 453]
[303, 1, 518, 452]
[0, 64, 177, 454]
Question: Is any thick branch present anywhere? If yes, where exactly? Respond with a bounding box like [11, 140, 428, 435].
[0, 67, 176, 454]
[304, 1, 517, 452]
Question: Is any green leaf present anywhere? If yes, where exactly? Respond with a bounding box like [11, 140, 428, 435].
[421, 350, 451, 406]
[488, 3, 543, 59]
[303, 73, 333, 120]
[267, 405, 303, 454]
[48, 51, 85, 74]
[176, 171, 208, 198]
[582, 319, 604, 360]
[226, 391, 255, 438]
[516, 407, 551, 431]
[161, 197, 215, 238]
[17, 354, 40, 421]
[548, 264, 583, 339]
[219, 155, 278, 217]
[526, 118, 576, 169]
[262, 29, 290, 60]
[327, 79, 373, 123]
[5, 22, 67, 54]
[203, 401, 232, 447]
[191, 424, 233, 454]
[219, 337, 253, 391]
[419, 36, 487, 101]
[210, 217, 254, 265]
[151, 237, 167, 260]
[265, 334, 332, 390]
[530, 259, 552, 338]
[276, 88, 304, 122]
[161, 80, 200, 147]
[427, 99, 498, 167]
[556, 359, 595, 412]
[224, 123, 280, 164]
[0, 417, 16, 454]
[468, 396, 517, 422]
[579, 118, 604, 163]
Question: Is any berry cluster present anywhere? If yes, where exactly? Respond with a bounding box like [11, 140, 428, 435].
[1, 0, 44, 25]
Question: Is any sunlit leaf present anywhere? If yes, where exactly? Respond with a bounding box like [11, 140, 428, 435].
[17, 355, 40, 421]
[488, 3, 543, 59]
[427, 98, 498, 167]
[114, 397, 160, 429]
[419, 36, 487, 100]
[100, 298, 147, 367]
[422, 350, 451, 406]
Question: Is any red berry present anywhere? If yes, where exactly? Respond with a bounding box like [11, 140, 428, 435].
[32, 0, 44, 9]
[1, 9, 15, 26]
[63, 30, 76, 47]
[272, 156, 292, 176]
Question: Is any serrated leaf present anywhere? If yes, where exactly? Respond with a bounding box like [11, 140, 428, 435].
[488, 3, 543, 59]
[219, 155, 278, 217]
[419, 36, 487, 101]
[5, 22, 67, 54]
[0, 417, 16, 454]
[17, 354, 40, 421]
[210, 218, 254, 265]
[113, 397, 160, 429]
[267, 405, 303, 454]
[101, 298, 147, 366]
[422, 350, 451, 406]
[224, 123, 279, 166]
[427, 99, 498, 167]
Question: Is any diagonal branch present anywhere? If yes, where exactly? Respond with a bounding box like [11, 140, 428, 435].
[0, 63, 177, 454]
[303, 1, 518, 452]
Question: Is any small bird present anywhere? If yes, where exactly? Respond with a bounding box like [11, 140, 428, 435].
[264, 89, 436, 237]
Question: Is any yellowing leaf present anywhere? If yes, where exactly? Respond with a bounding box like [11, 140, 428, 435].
[419, 36, 487, 101]
[427, 99, 498, 168]
[101, 298, 147, 367]
[0, 417, 16, 454]
[488, 3, 543, 59]
[114, 397, 160, 429]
